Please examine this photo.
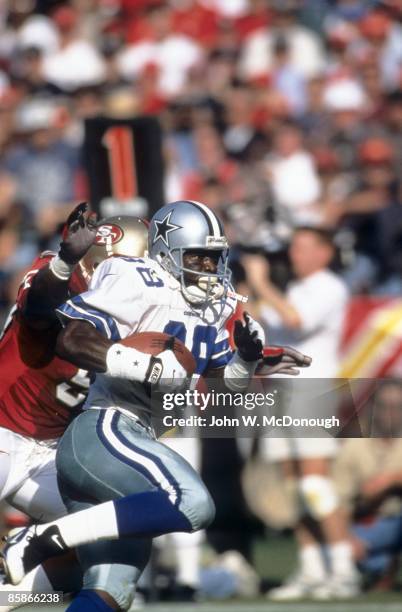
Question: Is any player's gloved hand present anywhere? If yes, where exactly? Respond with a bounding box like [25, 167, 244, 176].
[233, 312, 265, 362]
[59, 202, 98, 265]
[147, 349, 187, 392]
[257, 345, 312, 376]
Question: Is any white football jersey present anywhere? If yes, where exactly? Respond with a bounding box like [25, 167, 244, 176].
[57, 256, 236, 423]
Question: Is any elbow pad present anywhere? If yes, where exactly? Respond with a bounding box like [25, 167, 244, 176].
[224, 351, 258, 392]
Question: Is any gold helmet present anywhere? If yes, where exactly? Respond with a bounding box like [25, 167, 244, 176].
[79, 216, 149, 283]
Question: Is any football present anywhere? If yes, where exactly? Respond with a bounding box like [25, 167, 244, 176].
[120, 331, 197, 376]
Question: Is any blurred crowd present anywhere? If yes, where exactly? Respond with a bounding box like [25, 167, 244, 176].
[0, 0, 402, 600]
[0, 0, 401, 318]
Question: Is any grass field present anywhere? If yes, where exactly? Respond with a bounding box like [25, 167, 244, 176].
[6, 533, 402, 611]
[17, 602, 402, 612]
[144, 605, 402, 612]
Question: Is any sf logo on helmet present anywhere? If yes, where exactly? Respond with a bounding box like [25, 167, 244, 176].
[95, 224, 123, 245]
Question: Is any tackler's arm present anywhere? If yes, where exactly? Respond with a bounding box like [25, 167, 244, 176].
[23, 203, 97, 328]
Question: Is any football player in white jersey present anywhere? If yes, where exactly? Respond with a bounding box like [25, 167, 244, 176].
[2, 200, 310, 611]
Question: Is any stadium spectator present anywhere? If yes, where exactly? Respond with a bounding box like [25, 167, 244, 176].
[171, 0, 220, 49]
[358, 9, 402, 92]
[222, 86, 266, 162]
[264, 122, 322, 225]
[322, 78, 369, 171]
[270, 34, 307, 117]
[1, 98, 81, 242]
[337, 136, 401, 293]
[234, 0, 272, 41]
[385, 89, 402, 170]
[334, 380, 402, 588]
[205, 0, 249, 19]
[11, 46, 60, 97]
[243, 227, 359, 600]
[117, 4, 204, 98]
[42, 5, 106, 91]
[0, 171, 35, 313]
[239, 0, 325, 81]
[5, 7, 59, 59]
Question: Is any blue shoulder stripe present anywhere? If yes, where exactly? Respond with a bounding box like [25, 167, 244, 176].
[57, 296, 120, 341]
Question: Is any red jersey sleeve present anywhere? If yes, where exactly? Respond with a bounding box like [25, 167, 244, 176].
[15, 252, 55, 311]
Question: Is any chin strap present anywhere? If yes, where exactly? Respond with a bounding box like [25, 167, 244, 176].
[182, 284, 210, 305]
[185, 276, 249, 305]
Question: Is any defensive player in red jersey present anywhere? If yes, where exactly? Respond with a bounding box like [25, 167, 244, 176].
[0, 203, 98, 515]
[0, 204, 149, 609]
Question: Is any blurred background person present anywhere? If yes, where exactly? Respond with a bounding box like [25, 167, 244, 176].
[334, 379, 402, 590]
[242, 227, 358, 600]
[0, 98, 82, 245]
[264, 121, 322, 225]
[239, 0, 325, 82]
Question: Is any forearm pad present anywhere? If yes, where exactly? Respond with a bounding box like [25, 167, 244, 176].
[223, 351, 258, 392]
[105, 344, 159, 382]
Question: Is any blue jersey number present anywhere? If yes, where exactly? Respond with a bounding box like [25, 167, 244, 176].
[137, 267, 164, 287]
[163, 321, 217, 374]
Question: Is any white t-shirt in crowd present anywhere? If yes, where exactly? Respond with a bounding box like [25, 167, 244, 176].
[43, 39, 106, 90]
[239, 25, 325, 80]
[118, 35, 203, 98]
[260, 269, 348, 377]
[268, 151, 322, 223]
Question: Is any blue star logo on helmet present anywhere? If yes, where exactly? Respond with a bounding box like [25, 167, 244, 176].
[153, 212, 182, 247]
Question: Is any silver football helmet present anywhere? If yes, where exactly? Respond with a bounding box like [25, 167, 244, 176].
[148, 200, 231, 305]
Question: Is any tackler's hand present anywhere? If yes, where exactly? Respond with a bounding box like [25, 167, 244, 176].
[233, 312, 265, 362]
[59, 202, 98, 265]
[258, 345, 312, 376]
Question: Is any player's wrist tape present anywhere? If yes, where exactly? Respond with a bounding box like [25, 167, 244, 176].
[49, 255, 76, 281]
[224, 351, 258, 391]
[105, 344, 163, 384]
